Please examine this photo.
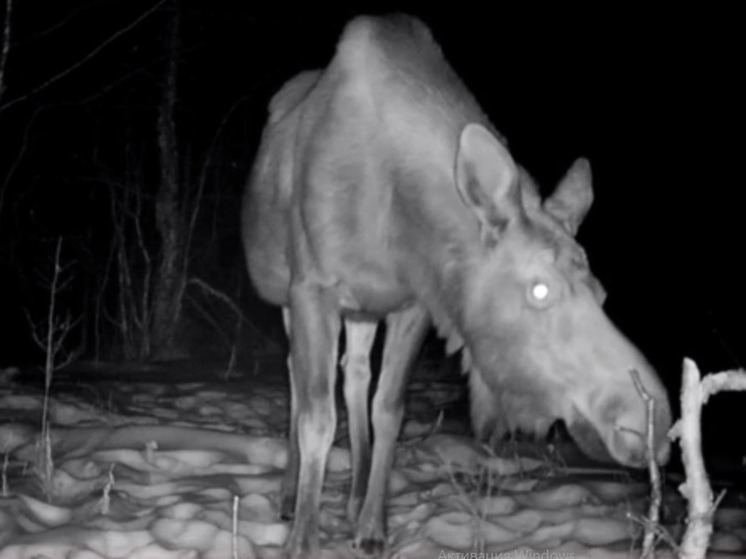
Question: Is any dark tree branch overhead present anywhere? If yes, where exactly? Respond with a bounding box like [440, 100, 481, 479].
[0, 0, 12, 106]
[0, 0, 166, 114]
[0, 106, 39, 221]
[15, 0, 110, 47]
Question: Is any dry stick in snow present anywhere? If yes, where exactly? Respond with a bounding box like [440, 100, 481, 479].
[25, 239, 80, 422]
[1, 454, 8, 496]
[670, 358, 746, 559]
[232, 495, 239, 559]
[24, 238, 82, 499]
[630, 369, 664, 559]
[43, 238, 62, 402]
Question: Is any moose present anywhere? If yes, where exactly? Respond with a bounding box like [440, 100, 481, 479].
[242, 14, 672, 558]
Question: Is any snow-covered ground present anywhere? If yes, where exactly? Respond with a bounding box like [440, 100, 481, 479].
[0, 362, 744, 558]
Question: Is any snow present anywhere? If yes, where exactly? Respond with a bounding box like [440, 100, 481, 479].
[0, 365, 744, 558]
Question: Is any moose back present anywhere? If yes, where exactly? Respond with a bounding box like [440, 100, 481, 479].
[242, 14, 671, 558]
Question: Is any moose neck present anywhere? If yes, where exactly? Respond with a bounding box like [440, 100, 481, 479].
[390, 165, 486, 355]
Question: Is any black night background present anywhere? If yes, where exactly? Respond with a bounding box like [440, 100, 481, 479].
[0, 2, 743, 462]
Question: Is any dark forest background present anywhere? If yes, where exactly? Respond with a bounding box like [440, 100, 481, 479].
[0, 3, 742, 452]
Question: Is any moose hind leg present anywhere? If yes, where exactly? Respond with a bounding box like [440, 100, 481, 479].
[354, 306, 429, 554]
[284, 286, 341, 558]
[280, 308, 299, 520]
[342, 318, 378, 523]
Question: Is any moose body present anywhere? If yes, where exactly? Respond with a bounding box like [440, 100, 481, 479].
[242, 14, 671, 558]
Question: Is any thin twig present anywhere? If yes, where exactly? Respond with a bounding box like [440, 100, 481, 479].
[630, 369, 662, 559]
[94, 233, 116, 361]
[44, 238, 63, 394]
[0, 0, 12, 106]
[188, 276, 277, 351]
[131, 179, 152, 349]
[188, 277, 246, 318]
[232, 494, 239, 559]
[0, 0, 167, 113]
[626, 513, 679, 554]
[15, 0, 107, 46]
[0, 106, 41, 221]
[182, 94, 250, 276]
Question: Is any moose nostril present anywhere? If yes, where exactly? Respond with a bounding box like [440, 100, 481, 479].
[614, 415, 671, 466]
[656, 438, 671, 465]
[613, 425, 646, 466]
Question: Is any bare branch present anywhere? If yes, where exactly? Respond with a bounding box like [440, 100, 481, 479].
[42, 38, 203, 110]
[54, 313, 82, 348]
[131, 178, 152, 338]
[185, 291, 230, 342]
[0, 0, 167, 114]
[188, 277, 245, 319]
[188, 276, 278, 352]
[110, 187, 133, 355]
[94, 234, 116, 360]
[0, 106, 40, 219]
[0, 0, 12, 105]
[626, 514, 679, 555]
[16, 0, 108, 46]
[700, 369, 746, 403]
[24, 308, 45, 349]
[630, 369, 662, 559]
[183, 95, 250, 273]
[667, 362, 746, 557]
[672, 358, 719, 559]
[43, 238, 64, 392]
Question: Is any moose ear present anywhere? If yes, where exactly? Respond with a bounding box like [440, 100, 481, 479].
[544, 158, 593, 236]
[455, 123, 520, 237]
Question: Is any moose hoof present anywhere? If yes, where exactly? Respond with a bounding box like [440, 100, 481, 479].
[283, 547, 317, 559]
[279, 499, 294, 521]
[355, 537, 385, 556]
[284, 528, 320, 559]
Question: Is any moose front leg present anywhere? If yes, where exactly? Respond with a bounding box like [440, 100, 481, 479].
[342, 318, 378, 523]
[354, 306, 429, 554]
[283, 285, 341, 559]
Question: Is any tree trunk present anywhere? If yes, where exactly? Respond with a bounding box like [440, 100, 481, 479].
[152, 1, 184, 358]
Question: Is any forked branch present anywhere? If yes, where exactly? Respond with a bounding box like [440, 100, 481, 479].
[670, 358, 746, 559]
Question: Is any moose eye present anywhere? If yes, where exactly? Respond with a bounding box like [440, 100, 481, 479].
[527, 280, 556, 309]
[531, 282, 550, 301]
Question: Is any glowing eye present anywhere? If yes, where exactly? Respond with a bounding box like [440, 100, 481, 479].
[531, 282, 549, 301]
